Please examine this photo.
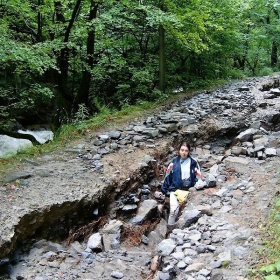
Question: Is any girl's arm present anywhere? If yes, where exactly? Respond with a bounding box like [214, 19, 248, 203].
[161, 162, 173, 194]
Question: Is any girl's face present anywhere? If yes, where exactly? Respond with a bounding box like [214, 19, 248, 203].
[179, 145, 189, 159]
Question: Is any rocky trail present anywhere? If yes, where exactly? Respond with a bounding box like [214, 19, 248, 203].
[1, 76, 280, 280]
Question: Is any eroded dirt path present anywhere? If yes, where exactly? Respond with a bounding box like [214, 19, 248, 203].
[0, 76, 280, 279]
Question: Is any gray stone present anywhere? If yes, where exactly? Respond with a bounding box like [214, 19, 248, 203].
[170, 251, 185, 260]
[196, 205, 213, 216]
[247, 146, 255, 157]
[205, 174, 216, 187]
[185, 262, 205, 274]
[133, 135, 146, 142]
[236, 128, 258, 142]
[210, 271, 223, 279]
[102, 232, 120, 251]
[148, 230, 163, 245]
[270, 88, 280, 95]
[42, 251, 57, 258]
[122, 204, 138, 211]
[238, 86, 250, 91]
[253, 136, 269, 147]
[156, 123, 178, 132]
[254, 145, 265, 153]
[225, 156, 250, 165]
[34, 169, 51, 177]
[70, 241, 83, 254]
[214, 188, 228, 197]
[183, 248, 198, 257]
[143, 128, 159, 138]
[141, 235, 149, 245]
[232, 246, 248, 256]
[218, 250, 232, 263]
[3, 172, 32, 183]
[157, 239, 176, 256]
[195, 180, 207, 189]
[189, 232, 202, 242]
[86, 232, 102, 252]
[219, 205, 232, 213]
[133, 125, 146, 132]
[257, 150, 264, 159]
[100, 219, 123, 234]
[107, 131, 121, 139]
[110, 143, 119, 150]
[183, 256, 193, 265]
[111, 271, 124, 279]
[98, 147, 109, 155]
[199, 268, 211, 276]
[250, 121, 261, 129]
[158, 271, 171, 280]
[209, 164, 220, 176]
[24, 158, 41, 166]
[131, 199, 158, 225]
[154, 218, 168, 239]
[177, 209, 202, 228]
[177, 261, 187, 269]
[265, 147, 277, 156]
[263, 93, 276, 99]
[224, 156, 249, 173]
[98, 134, 109, 142]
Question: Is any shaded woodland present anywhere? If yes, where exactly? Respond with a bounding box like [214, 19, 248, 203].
[1, 0, 280, 131]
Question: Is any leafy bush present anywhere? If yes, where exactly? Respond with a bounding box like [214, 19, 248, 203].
[260, 260, 280, 279]
[258, 67, 274, 77]
[256, 197, 280, 279]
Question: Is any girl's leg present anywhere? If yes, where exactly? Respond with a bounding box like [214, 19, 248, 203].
[168, 192, 179, 226]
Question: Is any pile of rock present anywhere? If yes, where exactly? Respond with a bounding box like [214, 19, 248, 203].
[234, 127, 279, 159]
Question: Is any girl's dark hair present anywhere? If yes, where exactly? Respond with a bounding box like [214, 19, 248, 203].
[177, 141, 191, 152]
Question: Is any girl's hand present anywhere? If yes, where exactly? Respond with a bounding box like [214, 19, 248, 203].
[154, 191, 165, 200]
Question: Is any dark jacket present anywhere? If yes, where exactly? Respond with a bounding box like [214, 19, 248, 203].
[161, 156, 201, 194]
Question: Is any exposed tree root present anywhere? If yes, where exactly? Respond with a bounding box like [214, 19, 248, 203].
[121, 218, 161, 247]
[65, 215, 109, 245]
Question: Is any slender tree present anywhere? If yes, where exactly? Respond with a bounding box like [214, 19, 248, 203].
[74, 0, 99, 113]
[55, 0, 82, 122]
[158, 0, 165, 93]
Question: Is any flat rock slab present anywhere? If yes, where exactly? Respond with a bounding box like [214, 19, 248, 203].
[224, 156, 250, 173]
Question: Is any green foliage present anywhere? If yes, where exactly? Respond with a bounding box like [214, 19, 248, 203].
[260, 261, 280, 280]
[258, 67, 274, 76]
[0, 0, 280, 127]
[265, 276, 280, 280]
[260, 260, 280, 274]
[254, 196, 280, 279]
[73, 104, 89, 123]
[0, 34, 58, 76]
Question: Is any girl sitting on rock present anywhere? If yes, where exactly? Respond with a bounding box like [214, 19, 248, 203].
[160, 140, 202, 232]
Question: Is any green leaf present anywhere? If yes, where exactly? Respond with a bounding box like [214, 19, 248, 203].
[275, 260, 280, 272]
[275, 199, 280, 207]
[260, 264, 277, 273]
[265, 275, 280, 280]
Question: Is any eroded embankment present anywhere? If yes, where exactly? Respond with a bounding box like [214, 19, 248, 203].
[0, 144, 166, 257]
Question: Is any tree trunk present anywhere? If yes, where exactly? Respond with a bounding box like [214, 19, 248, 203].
[158, 0, 165, 94]
[74, 1, 99, 113]
[54, 0, 83, 124]
[36, 0, 43, 42]
[271, 40, 278, 67]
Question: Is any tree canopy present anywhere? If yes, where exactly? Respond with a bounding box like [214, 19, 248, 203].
[0, 0, 279, 129]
